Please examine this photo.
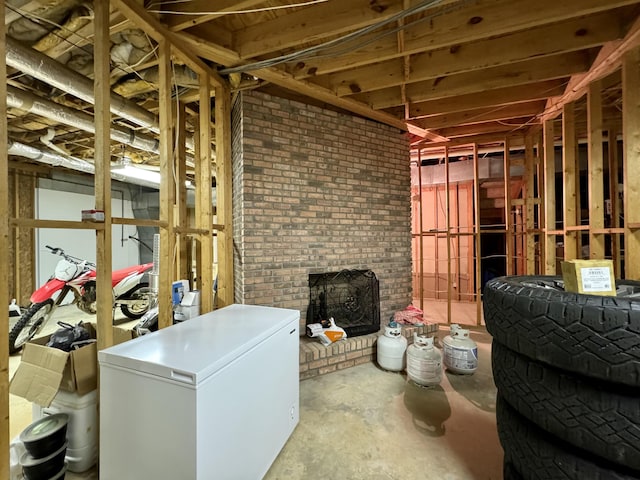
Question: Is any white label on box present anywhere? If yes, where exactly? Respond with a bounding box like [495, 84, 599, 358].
[580, 267, 611, 292]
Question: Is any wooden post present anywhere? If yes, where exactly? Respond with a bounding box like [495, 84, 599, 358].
[504, 138, 513, 275]
[543, 120, 557, 274]
[417, 149, 425, 312]
[525, 134, 536, 273]
[445, 146, 451, 324]
[473, 144, 482, 326]
[197, 74, 214, 313]
[158, 39, 175, 329]
[563, 102, 579, 261]
[588, 80, 605, 259]
[215, 85, 234, 307]
[608, 128, 621, 276]
[623, 47, 640, 279]
[0, 3, 10, 475]
[175, 102, 190, 283]
[94, 0, 113, 350]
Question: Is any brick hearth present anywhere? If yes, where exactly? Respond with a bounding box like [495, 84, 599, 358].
[299, 322, 439, 379]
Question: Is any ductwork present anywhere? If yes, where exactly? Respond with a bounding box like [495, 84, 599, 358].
[6, 37, 161, 133]
[8, 85, 160, 154]
[8, 139, 160, 190]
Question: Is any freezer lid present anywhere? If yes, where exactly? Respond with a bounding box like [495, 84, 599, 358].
[98, 304, 299, 385]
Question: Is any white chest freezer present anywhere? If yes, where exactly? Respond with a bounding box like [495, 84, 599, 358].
[98, 304, 300, 480]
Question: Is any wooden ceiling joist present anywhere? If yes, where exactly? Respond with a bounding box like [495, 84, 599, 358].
[353, 50, 594, 110]
[291, 0, 639, 78]
[309, 10, 626, 95]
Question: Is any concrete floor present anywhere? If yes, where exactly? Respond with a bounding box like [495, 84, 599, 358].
[9, 304, 502, 479]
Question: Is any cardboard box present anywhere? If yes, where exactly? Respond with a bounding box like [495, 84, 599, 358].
[10, 323, 98, 407]
[561, 259, 616, 296]
[10, 320, 143, 407]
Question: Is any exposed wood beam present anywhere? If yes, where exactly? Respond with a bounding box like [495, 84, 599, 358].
[543, 119, 556, 274]
[293, 0, 639, 77]
[165, 0, 265, 32]
[235, 0, 426, 59]
[353, 51, 593, 109]
[215, 85, 234, 308]
[541, 15, 640, 122]
[158, 39, 175, 330]
[623, 46, 640, 279]
[196, 74, 214, 311]
[0, 2, 8, 476]
[588, 80, 605, 260]
[562, 102, 578, 260]
[309, 10, 625, 95]
[437, 121, 530, 139]
[418, 133, 524, 150]
[180, 34, 410, 131]
[94, 0, 113, 350]
[413, 101, 546, 130]
[409, 80, 567, 118]
[112, 0, 226, 87]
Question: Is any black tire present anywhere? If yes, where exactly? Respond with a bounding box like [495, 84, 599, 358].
[496, 396, 640, 480]
[120, 283, 151, 320]
[503, 460, 524, 480]
[492, 341, 640, 471]
[483, 275, 640, 387]
[9, 300, 54, 354]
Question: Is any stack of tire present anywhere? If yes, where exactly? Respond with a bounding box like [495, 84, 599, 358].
[483, 276, 640, 480]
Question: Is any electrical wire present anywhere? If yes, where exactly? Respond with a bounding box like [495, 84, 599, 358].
[218, 0, 469, 75]
[149, 0, 330, 16]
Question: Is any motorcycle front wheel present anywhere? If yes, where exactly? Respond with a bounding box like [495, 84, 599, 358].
[9, 299, 54, 354]
[120, 283, 151, 320]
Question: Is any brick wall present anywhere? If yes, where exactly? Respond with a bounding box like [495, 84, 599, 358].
[231, 91, 412, 333]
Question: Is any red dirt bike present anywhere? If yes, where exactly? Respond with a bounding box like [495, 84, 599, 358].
[9, 245, 153, 354]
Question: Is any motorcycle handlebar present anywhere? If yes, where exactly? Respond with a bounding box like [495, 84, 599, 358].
[45, 246, 93, 267]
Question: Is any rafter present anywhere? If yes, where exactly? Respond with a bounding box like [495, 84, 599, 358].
[352, 50, 594, 109]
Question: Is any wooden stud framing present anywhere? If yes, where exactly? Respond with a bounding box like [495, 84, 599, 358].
[417, 150, 425, 312]
[473, 144, 482, 326]
[623, 47, 640, 279]
[175, 102, 190, 283]
[525, 134, 536, 273]
[562, 102, 579, 260]
[197, 74, 214, 313]
[504, 138, 513, 275]
[1, 2, 9, 475]
[215, 85, 234, 308]
[588, 80, 606, 259]
[445, 146, 452, 323]
[536, 130, 545, 273]
[158, 39, 175, 329]
[94, 0, 113, 351]
[608, 128, 621, 276]
[543, 119, 557, 273]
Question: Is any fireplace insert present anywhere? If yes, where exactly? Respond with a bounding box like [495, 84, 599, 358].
[307, 269, 380, 337]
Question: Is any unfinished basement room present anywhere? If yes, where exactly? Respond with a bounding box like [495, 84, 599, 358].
[3, 0, 640, 479]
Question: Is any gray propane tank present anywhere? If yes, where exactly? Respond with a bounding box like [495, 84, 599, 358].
[376, 320, 407, 372]
[443, 326, 478, 375]
[406, 333, 442, 387]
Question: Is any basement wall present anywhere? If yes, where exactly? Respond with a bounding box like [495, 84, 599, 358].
[231, 91, 412, 333]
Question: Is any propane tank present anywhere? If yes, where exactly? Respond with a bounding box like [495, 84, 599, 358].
[406, 333, 442, 387]
[376, 321, 408, 372]
[443, 327, 478, 375]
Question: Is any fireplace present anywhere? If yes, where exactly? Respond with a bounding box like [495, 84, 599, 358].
[307, 270, 380, 337]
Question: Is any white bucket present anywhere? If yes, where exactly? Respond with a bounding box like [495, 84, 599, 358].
[32, 389, 97, 472]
